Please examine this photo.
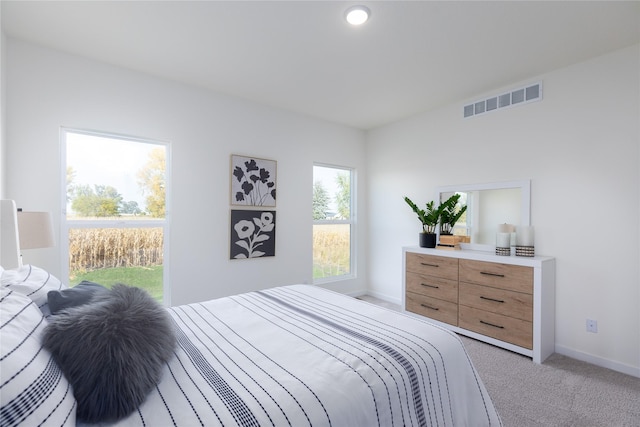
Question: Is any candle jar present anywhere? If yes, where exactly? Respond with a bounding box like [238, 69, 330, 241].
[495, 232, 511, 256]
[515, 226, 535, 257]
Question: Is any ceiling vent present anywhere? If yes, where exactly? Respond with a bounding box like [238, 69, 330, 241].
[464, 82, 542, 118]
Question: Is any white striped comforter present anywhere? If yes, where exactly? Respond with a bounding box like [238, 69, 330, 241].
[95, 285, 501, 427]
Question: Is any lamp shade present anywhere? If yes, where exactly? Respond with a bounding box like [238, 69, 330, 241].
[17, 211, 55, 249]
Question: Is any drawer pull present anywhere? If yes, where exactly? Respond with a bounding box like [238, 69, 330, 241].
[480, 271, 505, 278]
[421, 283, 440, 289]
[480, 296, 505, 303]
[420, 303, 439, 311]
[480, 320, 504, 329]
[420, 262, 439, 268]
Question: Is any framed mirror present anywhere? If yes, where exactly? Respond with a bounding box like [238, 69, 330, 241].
[436, 180, 531, 251]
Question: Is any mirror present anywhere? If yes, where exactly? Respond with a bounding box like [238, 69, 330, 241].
[436, 180, 531, 251]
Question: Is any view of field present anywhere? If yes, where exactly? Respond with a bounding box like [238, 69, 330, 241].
[68, 227, 164, 302]
[69, 224, 346, 300]
[313, 224, 350, 279]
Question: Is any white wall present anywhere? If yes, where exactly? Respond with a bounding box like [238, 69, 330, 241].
[4, 38, 368, 305]
[5, 35, 639, 377]
[1, 20, 6, 197]
[367, 45, 640, 377]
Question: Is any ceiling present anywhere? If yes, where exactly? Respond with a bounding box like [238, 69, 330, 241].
[2, 1, 639, 130]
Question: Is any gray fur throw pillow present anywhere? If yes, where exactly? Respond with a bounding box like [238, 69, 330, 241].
[43, 284, 176, 423]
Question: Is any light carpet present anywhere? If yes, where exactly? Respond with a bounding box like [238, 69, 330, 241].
[357, 295, 640, 426]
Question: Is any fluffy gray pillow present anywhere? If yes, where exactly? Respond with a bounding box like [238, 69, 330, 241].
[43, 284, 176, 423]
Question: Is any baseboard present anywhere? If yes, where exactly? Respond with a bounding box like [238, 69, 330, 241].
[361, 290, 402, 306]
[555, 344, 640, 378]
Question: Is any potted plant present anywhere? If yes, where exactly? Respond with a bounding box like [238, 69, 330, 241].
[439, 193, 467, 235]
[404, 196, 439, 248]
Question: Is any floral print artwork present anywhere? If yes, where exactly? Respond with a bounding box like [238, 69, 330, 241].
[231, 155, 277, 207]
[230, 210, 276, 259]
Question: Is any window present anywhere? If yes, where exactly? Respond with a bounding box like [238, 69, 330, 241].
[62, 129, 170, 304]
[312, 164, 354, 282]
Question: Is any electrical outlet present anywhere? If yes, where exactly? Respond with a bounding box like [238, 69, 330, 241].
[586, 319, 598, 333]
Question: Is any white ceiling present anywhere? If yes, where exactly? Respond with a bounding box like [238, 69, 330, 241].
[2, 1, 639, 130]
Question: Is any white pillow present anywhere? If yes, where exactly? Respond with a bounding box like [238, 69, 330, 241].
[0, 287, 76, 426]
[1, 265, 67, 317]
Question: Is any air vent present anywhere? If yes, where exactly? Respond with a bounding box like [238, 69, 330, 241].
[464, 82, 542, 118]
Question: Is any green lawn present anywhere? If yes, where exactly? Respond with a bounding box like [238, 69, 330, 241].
[70, 266, 164, 302]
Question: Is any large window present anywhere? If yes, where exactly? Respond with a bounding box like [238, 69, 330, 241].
[62, 129, 170, 304]
[312, 164, 354, 282]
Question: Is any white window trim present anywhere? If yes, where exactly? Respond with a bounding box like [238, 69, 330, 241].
[60, 128, 172, 305]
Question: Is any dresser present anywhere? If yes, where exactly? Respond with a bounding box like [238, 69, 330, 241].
[402, 246, 555, 363]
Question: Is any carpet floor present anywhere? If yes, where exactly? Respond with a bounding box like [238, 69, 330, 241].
[357, 295, 640, 426]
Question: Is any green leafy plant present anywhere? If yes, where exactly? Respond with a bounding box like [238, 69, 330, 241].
[404, 197, 440, 234]
[439, 193, 468, 235]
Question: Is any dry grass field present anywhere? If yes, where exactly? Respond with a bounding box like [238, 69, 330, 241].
[313, 224, 350, 279]
[68, 224, 347, 295]
[68, 228, 164, 301]
[68, 227, 163, 272]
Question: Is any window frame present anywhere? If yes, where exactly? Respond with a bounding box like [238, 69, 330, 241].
[312, 162, 356, 284]
[60, 128, 171, 305]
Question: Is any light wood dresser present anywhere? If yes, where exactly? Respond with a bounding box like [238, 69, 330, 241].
[402, 246, 555, 363]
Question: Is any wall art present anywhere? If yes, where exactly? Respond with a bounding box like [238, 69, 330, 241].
[230, 210, 276, 259]
[231, 155, 277, 207]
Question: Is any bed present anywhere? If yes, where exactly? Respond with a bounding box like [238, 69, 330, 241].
[1, 263, 501, 426]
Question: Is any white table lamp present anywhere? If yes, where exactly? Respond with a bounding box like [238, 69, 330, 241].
[17, 210, 55, 250]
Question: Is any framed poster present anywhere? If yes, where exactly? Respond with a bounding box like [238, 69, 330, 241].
[231, 155, 277, 207]
[230, 210, 276, 259]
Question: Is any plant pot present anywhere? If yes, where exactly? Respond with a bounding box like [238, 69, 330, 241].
[419, 233, 437, 248]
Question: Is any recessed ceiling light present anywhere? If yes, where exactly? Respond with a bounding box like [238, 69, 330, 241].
[345, 5, 370, 26]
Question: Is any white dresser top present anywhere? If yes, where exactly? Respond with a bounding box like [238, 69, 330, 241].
[403, 246, 554, 267]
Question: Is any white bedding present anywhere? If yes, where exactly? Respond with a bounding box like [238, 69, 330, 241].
[96, 284, 501, 427]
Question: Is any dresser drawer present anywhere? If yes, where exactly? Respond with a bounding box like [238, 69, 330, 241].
[406, 292, 458, 326]
[459, 259, 533, 294]
[459, 283, 532, 321]
[406, 272, 458, 303]
[406, 253, 458, 280]
[459, 305, 532, 349]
